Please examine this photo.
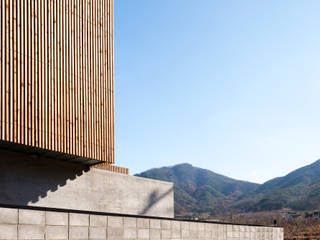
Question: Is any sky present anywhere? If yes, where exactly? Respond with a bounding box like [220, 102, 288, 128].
[114, 0, 320, 184]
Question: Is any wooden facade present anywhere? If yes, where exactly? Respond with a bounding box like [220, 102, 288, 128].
[0, 0, 128, 174]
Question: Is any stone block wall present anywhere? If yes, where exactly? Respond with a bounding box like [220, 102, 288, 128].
[0, 206, 284, 240]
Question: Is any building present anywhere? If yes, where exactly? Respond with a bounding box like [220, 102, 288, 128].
[0, 0, 127, 174]
[0, 1, 283, 239]
[0, 0, 174, 217]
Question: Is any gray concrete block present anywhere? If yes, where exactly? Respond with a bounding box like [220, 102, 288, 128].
[137, 218, 149, 229]
[205, 223, 212, 232]
[181, 229, 190, 238]
[172, 226, 181, 239]
[171, 221, 180, 230]
[189, 222, 198, 231]
[69, 213, 89, 226]
[90, 215, 107, 227]
[19, 209, 45, 225]
[198, 223, 205, 231]
[107, 227, 124, 239]
[190, 229, 199, 239]
[89, 227, 107, 239]
[108, 216, 123, 228]
[123, 228, 137, 239]
[150, 219, 161, 229]
[161, 220, 171, 230]
[45, 226, 68, 239]
[138, 229, 149, 239]
[124, 217, 136, 228]
[0, 224, 17, 240]
[232, 225, 239, 232]
[18, 225, 45, 239]
[181, 222, 189, 230]
[69, 226, 89, 239]
[205, 230, 212, 239]
[0, 208, 18, 224]
[161, 229, 171, 239]
[150, 229, 161, 239]
[46, 211, 68, 226]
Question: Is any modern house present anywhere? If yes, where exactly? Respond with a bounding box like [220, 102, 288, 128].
[0, 1, 283, 239]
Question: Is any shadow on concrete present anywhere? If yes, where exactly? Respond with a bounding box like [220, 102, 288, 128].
[0, 149, 89, 205]
[139, 186, 174, 215]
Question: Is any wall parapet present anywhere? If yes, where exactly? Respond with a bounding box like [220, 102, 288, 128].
[0, 205, 284, 240]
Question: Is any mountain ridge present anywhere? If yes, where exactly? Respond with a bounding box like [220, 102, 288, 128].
[135, 160, 320, 217]
[136, 163, 259, 216]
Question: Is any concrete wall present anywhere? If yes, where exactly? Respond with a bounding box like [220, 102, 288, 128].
[0, 206, 284, 240]
[0, 149, 174, 218]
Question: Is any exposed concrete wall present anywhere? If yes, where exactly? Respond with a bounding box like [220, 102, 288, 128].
[0, 206, 284, 240]
[0, 149, 174, 218]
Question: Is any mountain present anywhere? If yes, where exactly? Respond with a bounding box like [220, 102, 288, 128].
[235, 159, 320, 212]
[135, 163, 259, 217]
[136, 160, 320, 217]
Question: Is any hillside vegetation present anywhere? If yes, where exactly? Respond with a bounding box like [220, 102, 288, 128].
[136, 160, 320, 217]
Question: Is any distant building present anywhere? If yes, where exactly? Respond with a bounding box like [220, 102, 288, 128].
[284, 211, 301, 220]
[313, 211, 320, 219]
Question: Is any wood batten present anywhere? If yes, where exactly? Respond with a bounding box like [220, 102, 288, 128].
[0, 0, 127, 174]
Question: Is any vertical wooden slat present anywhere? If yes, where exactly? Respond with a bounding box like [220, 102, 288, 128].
[107, 0, 110, 162]
[83, 0, 87, 158]
[44, 0, 48, 149]
[23, 0, 27, 144]
[52, 0, 56, 151]
[70, 0, 74, 156]
[100, 0, 104, 161]
[9, 0, 13, 142]
[61, 0, 65, 153]
[74, 0, 79, 157]
[0, 0, 3, 140]
[97, 0, 101, 161]
[84, 0, 88, 159]
[105, 0, 109, 162]
[30, 0, 34, 146]
[111, 0, 115, 162]
[79, 0, 84, 157]
[35, 0, 39, 147]
[69, 0, 73, 155]
[4, 0, 7, 141]
[58, 0, 61, 152]
[13, 0, 18, 143]
[49, 0, 52, 149]
[92, 0, 96, 160]
[40, 0, 44, 148]
[17, 0, 21, 143]
[66, 0, 69, 154]
[87, 0, 91, 159]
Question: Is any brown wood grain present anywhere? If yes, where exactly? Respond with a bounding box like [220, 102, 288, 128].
[0, 0, 126, 173]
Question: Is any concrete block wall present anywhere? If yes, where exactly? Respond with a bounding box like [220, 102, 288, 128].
[0, 206, 284, 240]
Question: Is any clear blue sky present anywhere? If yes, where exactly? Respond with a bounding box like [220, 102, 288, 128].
[114, 0, 320, 184]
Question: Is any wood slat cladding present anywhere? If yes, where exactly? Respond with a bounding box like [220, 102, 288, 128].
[93, 163, 129, 175]
[0, 0, 126, 173]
